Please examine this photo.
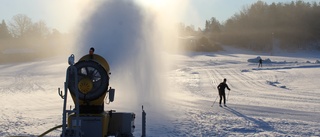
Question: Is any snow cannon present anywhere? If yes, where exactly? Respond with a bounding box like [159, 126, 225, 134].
[57, 52, 137, 137]
[68, 54, 113, 114]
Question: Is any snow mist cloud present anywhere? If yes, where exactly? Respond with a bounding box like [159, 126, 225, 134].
[73, 0, 184, 111]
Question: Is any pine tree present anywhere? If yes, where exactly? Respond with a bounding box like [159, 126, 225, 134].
[0, 20, 12, 39]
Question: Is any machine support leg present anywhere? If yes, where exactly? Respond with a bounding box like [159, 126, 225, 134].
[142, 106, 146, 137]
[62, 81, 68, 137]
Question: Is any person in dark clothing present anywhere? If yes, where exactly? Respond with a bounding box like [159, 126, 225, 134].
[217, 78, 231, 107]
[258, 58, 263, 68]
[89, 47, 95, 55]
[89, 47, 95, 59]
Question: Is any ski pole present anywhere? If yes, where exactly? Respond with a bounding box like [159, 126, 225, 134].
[227, 90, 231, 101]
[211, 95, 218, 107]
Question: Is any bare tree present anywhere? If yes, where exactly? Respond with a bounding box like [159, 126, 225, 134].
[9, 14, 32, 38]
[29, 20, 49, 39]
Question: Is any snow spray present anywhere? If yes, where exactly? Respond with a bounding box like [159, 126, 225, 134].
[73, 0, 180, 111]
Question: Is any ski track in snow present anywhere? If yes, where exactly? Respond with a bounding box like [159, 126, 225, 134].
[1, 48, 320, 136]
[165, 49, 320, 136]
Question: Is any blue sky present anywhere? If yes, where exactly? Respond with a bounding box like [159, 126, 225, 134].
[0, 0, 318, 32]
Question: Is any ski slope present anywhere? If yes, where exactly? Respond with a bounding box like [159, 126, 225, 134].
[0, 46, 320, 136]
[163, 46, 320, 136]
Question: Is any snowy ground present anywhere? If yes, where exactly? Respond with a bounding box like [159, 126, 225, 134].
[162, 46, 320, 136]
[1, 46, 320, 136]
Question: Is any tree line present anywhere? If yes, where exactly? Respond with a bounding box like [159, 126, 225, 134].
[2, 0, 320, 56]
[179, 0, 320, 52]
[0, 14, 71, 63]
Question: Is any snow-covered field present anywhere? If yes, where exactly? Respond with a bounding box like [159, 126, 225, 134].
[1, 46, 320, 136]
[163, 47, 320, 136]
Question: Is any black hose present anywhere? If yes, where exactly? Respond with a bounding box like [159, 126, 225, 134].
[38, 125, 63, 137]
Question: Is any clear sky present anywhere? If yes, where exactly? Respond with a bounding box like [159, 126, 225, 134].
[0, 0, 318, 32]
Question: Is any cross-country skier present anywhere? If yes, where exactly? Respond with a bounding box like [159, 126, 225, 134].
[217, 78, 231, 107]
[258, 58, 263, 68]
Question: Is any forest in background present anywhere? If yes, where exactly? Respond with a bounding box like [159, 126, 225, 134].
[1, 0, 320, 63]
[179, 0, 320, 52]
[0, 14, 72, 63]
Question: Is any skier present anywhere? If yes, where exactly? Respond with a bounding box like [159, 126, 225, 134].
[217, 78, 231, 107]
[258, 58, 263, 68]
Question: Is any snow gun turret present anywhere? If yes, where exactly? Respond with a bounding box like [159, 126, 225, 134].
[68, 53, 113, 114]
[54, 50, 139, 137]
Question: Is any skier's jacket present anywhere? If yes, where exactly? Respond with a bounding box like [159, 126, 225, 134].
[217, 82, 230, 94]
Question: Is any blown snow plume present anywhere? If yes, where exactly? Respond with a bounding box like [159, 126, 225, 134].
[73, 0, 178, 110]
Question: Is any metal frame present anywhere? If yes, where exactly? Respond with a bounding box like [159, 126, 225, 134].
[59, 54, 82, 137]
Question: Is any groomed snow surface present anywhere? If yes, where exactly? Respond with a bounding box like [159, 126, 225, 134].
[1, 46, 320, 136]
